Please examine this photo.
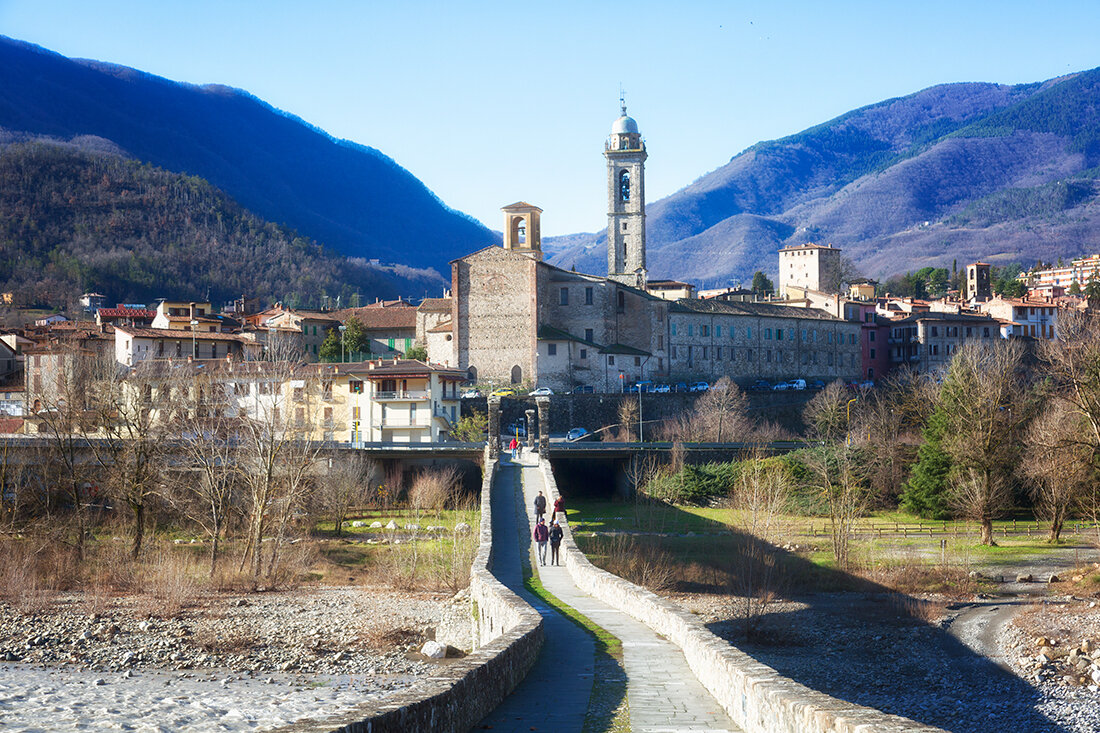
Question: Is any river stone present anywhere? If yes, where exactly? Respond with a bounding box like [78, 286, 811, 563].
[384, 520, 398, 530]
[454, 523, 471, 535]
[420, 640, 446, 659]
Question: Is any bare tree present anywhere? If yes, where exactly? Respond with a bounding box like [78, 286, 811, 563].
[1022, 397, 1091, 543]
[820, 255, 863, 295]
[314, 453, 376, 536]
[939, 341, 1031, 545]
[804, 381, 869, 569]
[409, 465, 460, 519]
[691, 377, 750, 442]
[160, 362, 241, 575]
[86, 360, 166, 558]
[617, 398, 638, 442]
[728, 449, 791, 634]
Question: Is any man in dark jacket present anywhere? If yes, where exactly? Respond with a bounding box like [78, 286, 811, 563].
[533, 517, 549, 565]
[548, 519, 564, 566]
[534, 491, 546, 522]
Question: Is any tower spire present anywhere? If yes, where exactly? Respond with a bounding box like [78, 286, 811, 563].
[619, 85, 627, 116]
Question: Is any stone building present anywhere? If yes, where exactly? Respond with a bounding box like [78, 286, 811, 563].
[887, 312, 1000, 375]
[449, 106, 861, 393]
[779, 243, 841, 296]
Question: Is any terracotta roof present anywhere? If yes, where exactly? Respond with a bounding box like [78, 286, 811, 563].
[647, 280, 694, 288]
[0, 418, 23, 434]
[502, 201, 542, 211]
[115, 326, 252, 343]
[98, 305, 156, 319]
[334, 306, 416, 330]
[417, 297, 452, 312]
[362, 359, 465, 380]
[427, 320, 453, 334]
[670, 298, 845, 322]
[362, 299, 413, 309]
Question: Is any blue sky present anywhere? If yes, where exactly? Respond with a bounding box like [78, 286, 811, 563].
[2, 1, 1099, 235]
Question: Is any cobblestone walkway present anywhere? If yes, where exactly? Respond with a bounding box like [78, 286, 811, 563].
[477, 453, 740, 732]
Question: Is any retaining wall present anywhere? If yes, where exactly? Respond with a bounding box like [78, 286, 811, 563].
[274, 454, 544, 733]
[539, 459, 947, 733]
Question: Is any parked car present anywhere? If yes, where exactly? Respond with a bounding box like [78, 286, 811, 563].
[652, 383, 670, 393]
[689, 381, 709, 392]
[566, 427, 590, 441]
[460, 388, 482, 399]
[858, 380, 875, 390]
[490, 387, 517, 397]
[785, 379, 807, 391]
[673, 382, 689, 393]
[572, 384, 594, 394]
[808, 380, 826, 390]
[529, 387, 554, 396]
[749, 379, 772, 392]
[772, 381, 789, 391]
[504, 421, 526, 437]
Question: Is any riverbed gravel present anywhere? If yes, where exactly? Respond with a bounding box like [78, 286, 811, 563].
[0, 586, 470, 731]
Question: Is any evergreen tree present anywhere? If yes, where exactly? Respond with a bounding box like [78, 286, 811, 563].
[751, 271, 774, 295]
[342, 316, 370, 354]
[318, 328, 341, 362]
[1069, 280, 1082, 296]
[900, 408, 952, 519]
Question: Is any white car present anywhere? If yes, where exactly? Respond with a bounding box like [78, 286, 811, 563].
[460, 389, 481, 399]
[529, 387, 554, 396]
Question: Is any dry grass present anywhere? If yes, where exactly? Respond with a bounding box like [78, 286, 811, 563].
[583, 534, 677, 592]
[359, 623, 423, 652]
[133, 545, 203, 618]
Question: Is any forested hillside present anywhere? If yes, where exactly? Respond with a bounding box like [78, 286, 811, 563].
[0, 142, 437, 308]
[0, 36, 495, 284]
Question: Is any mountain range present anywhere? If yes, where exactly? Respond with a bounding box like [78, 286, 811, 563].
[4, 33, 1100, 299]
[547, 70, 1100, 286]
[0, 35, 494, 294]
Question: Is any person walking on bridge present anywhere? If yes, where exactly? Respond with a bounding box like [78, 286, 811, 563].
[533, 491, 546, 522]
[552, 495, 565, 522]
[548, 519, 563, 566]
[533, 517, 549, 566]
[508, 436, 519, 460]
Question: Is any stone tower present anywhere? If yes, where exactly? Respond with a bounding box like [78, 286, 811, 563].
[605, 99, 647, 287]
[966, 262, 992, 302]
[501, 201, 542, 261]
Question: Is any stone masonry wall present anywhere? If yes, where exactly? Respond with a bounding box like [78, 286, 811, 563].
[538, 459, 948, 733]
[274, 453, 544, 733]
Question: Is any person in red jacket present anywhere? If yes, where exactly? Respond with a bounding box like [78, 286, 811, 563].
[508, 436, 519, 459]
[552, 495, 565, 522]
[533, 517, 549, 566]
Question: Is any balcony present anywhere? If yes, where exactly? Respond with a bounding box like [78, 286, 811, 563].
[373, 390, 430, 401]
[372, 420, 430, 429]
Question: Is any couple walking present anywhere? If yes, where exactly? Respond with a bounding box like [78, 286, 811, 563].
[533, 490, 565, 565]
[533, 516, 563, 566]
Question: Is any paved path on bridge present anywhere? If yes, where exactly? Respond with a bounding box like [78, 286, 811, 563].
[476, 452, 740, 733]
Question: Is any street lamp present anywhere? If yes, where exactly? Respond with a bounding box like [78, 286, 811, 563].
[338, 324, 347, 363]
[190, 319, 199, 358]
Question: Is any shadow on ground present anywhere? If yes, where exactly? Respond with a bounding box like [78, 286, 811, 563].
[565, 496, 1071, 733]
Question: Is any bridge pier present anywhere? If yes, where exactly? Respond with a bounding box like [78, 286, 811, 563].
[535, 397, 549, 458]
[524, 408, 536, 451]
[488, 396, 501, 459]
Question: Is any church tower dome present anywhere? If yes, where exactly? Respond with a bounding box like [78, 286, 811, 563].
[605, 96, 647, 287]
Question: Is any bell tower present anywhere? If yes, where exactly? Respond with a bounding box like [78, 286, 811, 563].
[605, 96, 647, 287]
[501, 201, 542, 261]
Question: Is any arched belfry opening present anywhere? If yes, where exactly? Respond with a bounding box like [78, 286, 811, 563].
[619, 169, 631, 202]
[501, 202, 542, 260]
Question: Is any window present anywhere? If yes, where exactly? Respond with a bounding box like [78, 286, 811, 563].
[671, 323, 677, 336]
[869, 331, 875, 342]
[766, 350, 772, 363]
[322, 380, 333, 401]
[765, 328, 772, 340]
[983, 327, 990, 337]
[293, 387, 304, 402]
[850, 334, 857, 345]
[715, 326, 722, 338]
[657, 335, 663, 350]
[828, 353, 834, 366]
[827, 332, 833, 344]
[776, 329, 783, 341]
[700, 325, 708, 337]
[294, 407, 305, 427]
[688, 325, 694, 337]
[746, 327, 752, 339]
[585, 287, 593, 305]
[619, 169, 631, 201]
[966, 327, 973, 337]
[870, 348, 876, 359]
[634, 356, 641, 366]
[617, 291, 625, 312]
[608, 355, 615, 365]
[801, 329, 807, 341]
[323, 407, 333, 427]
[701, 346, 707, 359]
[931, 326, 938, 337]
[671, 346, 677, 359]
[585, 328, 594, 342]
[716, 347, 722, 360]
[747, 348, 753, 361]
[547, 343, 557, 356]
[234, 383, 249, 396]
[349, 379, 363, 394]
[580, 348, 587, 359]
[559, 287, 569, 306]
[657, 357, 663, 370]
[387, 338, 395, 351]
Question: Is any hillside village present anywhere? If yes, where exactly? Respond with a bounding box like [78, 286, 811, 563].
[0, 106, 1096, 441]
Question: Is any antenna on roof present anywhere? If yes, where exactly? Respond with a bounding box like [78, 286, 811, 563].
[619, 84, 626, 116]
